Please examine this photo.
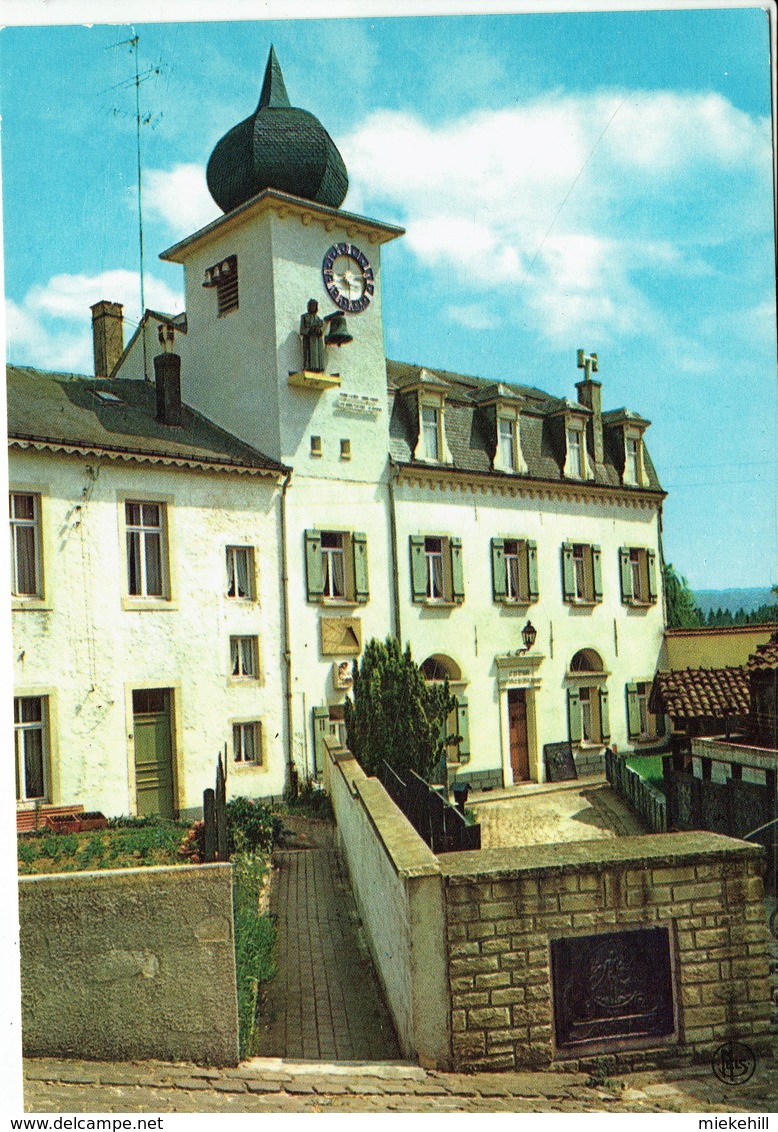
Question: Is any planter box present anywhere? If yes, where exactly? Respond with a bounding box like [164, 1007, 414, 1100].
[17, 804, 85, 834]
[44, 812, 107, 834]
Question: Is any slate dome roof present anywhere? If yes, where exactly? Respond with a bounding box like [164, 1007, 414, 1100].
[206, 47, 349, 213]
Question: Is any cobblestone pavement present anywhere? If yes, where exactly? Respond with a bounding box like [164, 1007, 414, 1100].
[22, 1053, 777, 1113]
[472, 778, 647, 848]
[253, 828, 401, 1061]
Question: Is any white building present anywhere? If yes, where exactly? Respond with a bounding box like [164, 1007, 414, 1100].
[10, 48, 668, 819]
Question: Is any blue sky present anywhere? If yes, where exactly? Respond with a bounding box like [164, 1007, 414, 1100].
[1, 3, 775, 589]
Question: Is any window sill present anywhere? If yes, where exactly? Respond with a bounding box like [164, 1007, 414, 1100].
[122, 597, 177, 612]
[630, 734, 661, 746]
[12, 599, 52, 612]
[232, 762, 266, 772]
[624, 600, 656, 609]
[317, 597, 363, 609]
[565, 598, 598, 607]
[228, 676, 262, 685]
[226, 596, 257, 604]
[415, 598, 462, 608]
[497, 597, 532, 607]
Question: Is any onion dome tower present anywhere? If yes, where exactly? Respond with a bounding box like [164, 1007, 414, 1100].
[206, 46, 349, 214]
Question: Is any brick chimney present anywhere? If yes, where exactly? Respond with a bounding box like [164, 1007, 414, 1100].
[90, 301, 124, 378]
[576, 376, 604, 466]
[154, 350, 183, 427]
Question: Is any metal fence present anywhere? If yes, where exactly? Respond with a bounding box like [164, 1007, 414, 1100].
[605, 747, 667, 833]
[379, 762, 481, 854]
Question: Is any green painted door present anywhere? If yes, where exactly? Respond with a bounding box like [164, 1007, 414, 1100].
[132, 689, 175, 818]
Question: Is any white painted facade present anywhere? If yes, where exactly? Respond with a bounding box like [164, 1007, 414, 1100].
[11, 445, 287, 818]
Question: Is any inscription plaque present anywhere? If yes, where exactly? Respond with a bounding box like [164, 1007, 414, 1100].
[551, 926, 675, 1050]
[544, 742, 578, 783]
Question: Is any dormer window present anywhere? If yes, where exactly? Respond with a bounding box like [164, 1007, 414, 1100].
[624, 431, 645, 486]
[566, 425, 586, 479]
[203, 255, 239, 317]
[498, 417, 516, 470]
[422, 405, 441, 460]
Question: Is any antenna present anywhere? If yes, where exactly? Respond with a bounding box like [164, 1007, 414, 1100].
[111, 32, 163, 382]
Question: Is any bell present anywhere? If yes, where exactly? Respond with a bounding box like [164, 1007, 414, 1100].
[324, 311, 353, 348]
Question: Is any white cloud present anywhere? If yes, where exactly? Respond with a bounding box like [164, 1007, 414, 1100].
[340, 89, 772, 346]
[445, 304, 502, 331]
[6, 270, 183, 374]
[144, 164, 220, 237]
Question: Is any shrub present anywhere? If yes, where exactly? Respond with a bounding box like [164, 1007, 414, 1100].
[232, 851, 276, 1058]
[17, 839, 38, 865]
[282, 781, 333, 821]
[226, 797, 282, 856]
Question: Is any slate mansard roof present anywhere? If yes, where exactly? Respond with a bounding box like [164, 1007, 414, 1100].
[6, 366, 286, 477]
[386, 360, 664, 493]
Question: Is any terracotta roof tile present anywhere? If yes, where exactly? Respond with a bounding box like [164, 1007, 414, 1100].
[746, 631, 778, 671]
[651, 667, 750, 721]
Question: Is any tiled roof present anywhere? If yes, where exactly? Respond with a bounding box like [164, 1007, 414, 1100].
[747, 631, 778, 671]
[650, 667, 751, 720]
[386, 359, 662, 492]
[7, 365, 286, 475]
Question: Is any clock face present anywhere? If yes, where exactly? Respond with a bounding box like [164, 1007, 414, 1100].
[322, 242, 374, 313]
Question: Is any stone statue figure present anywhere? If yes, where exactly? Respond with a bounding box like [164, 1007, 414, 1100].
[300, 299, 325, 372]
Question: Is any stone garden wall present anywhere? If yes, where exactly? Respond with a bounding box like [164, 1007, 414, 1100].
[440, 833, 771, 1071]
[18, 862, 239, 1067]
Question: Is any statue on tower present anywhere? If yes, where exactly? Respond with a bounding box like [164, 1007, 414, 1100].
[300, 300, 325, 372]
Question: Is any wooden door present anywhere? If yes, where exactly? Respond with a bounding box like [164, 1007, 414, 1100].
[133, 689, 175, 818]
[508, 689, 530, 782]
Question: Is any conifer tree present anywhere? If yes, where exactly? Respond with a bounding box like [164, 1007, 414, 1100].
[344, 636, 457, 781]
[663, 563, 704, 628]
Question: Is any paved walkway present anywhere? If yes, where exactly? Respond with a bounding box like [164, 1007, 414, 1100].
[254, 819, 400, 1062]
[22, 1053, 777, 1113]
[471, 777, 648, 848]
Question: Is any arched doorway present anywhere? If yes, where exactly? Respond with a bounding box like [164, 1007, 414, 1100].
[420, 654, 469, 769]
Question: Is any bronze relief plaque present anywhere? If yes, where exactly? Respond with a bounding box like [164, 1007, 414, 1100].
[551, 926, 675, 1050]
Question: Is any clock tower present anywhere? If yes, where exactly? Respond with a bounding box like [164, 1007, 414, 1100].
[159, 47, 403, 483]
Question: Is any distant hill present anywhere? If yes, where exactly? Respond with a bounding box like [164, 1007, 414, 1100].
[694, 587, 776, 617]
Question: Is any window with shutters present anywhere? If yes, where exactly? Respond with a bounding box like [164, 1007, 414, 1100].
[226, 546, 255, 600]
[124, 501, 169, 601]
[619, 547, 658, 606]
[10, 492, 43, 600]
[14, 695, 49, 802]
[305, 530, 369, 604]
[567, 650, 609, 748]
[626, 681, 663, 742]
[491, 538, 538, 604]
[203, 254, 239, 317]
[230, 636, 259, 679]
[561, 542, 602, 604]
[410, 535, 464, 604]
[421, 655, 469, 764]
[233, 720, 262, 765]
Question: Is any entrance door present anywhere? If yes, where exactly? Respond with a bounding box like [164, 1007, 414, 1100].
[132, 689, 175, 818]
[508, 689, 530, 782]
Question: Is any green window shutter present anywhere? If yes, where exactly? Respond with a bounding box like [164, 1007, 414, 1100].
[619, 547, 632, 603]
[352, 532, 369, 603]
[305, 530, 323, 600]
[647, 550, 658, 603]
[491, 538, 507, 602]
[626, 683, 641, 739]
[410, 535, 427, 601]
[592, 545, 603, 602]
[312, 706, 330, 775]
[567, 687, 582, 743]
[456, 696, 470, 764]
[450, 536, 465, 603]
[599, 687, 611, 743]
[526, 540, 539, 602]
[562, 543, 575, 601]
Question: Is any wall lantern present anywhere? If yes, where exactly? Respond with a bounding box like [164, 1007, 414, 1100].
[521, 620, 537, 652]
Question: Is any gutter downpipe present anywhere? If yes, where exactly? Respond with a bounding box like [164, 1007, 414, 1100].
[388, 459, 402, 644]
[280, 469, 296, 793]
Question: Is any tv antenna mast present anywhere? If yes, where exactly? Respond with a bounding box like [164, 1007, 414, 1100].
[110, 32, 163, 380]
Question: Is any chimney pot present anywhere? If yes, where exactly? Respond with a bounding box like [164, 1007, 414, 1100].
[90, 300, 124, 378]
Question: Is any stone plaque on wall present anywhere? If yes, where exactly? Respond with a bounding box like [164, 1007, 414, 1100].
[320, 617, 362, 657]
[551, 926, 675, 1050]
[543, 742, 577, 783]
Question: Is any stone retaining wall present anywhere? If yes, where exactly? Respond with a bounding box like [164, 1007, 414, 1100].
[441, 834, 771, 1071]
[18, 863, 239, 1067]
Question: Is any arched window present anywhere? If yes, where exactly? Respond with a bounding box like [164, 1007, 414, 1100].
[567, 649, 609, 746]
[420, 655, 468, 764]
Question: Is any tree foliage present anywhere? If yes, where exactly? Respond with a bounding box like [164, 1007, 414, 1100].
[663, 563, 704, 628]
[344, 636, 457, 782]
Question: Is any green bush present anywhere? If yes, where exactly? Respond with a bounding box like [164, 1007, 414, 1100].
[232, 851, 276, 1058]
[281, 781, 333, 821]
[226, 797, 283, 856]
[17, 839, 38, 865]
